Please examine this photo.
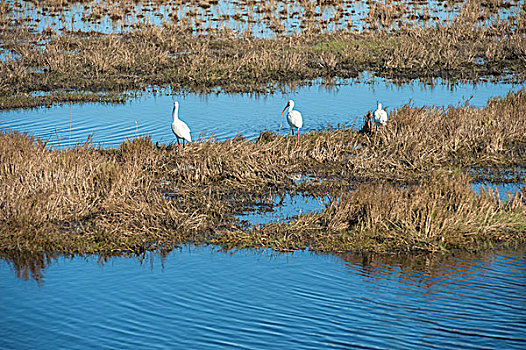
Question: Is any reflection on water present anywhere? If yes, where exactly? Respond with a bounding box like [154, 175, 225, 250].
[1, 247, 525, 349]
[0, 251, 56, 285]
[1, 78, 524, 149]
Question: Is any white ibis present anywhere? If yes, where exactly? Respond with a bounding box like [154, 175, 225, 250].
[374, 101, 388, 127]
[171, 101, 191, 155]
[281, 99, 303, 143]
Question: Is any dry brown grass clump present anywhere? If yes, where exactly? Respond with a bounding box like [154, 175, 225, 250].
[352, 89, 526, 180]
[0, 131, 298, 253]
[267, 89, 526, 187]
[221, 170, 525, 252]
[0, 133, 214, 252]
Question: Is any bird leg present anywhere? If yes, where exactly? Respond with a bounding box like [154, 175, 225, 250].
[177, 137, 181, 156]
[297, 128, 300, 144]
[182, 139, 185, 156]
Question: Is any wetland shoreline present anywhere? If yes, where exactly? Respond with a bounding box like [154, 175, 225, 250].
[1, 0, 526, 109]
[1, 90, 525, 255]
[1, 1, 525, 256]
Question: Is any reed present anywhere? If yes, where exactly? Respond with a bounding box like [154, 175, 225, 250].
[0, 92, 125, 109]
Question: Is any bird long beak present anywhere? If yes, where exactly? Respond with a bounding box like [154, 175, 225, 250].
[280, 104, 289, 118]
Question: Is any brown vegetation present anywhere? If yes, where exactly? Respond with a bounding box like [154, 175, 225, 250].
[0, 0, 525, 108]
[1, 1, 524, 258]
[1, 89, 525, 255]
[234, 170, 525, 253]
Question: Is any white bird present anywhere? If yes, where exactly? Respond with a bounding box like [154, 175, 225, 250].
[281, 99, 303, 144]
[171, 101, 191, 155]
[374, 101, 388, 127]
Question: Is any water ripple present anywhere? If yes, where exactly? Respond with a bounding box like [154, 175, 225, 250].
[2, 80, 525, 148]
[1, 248, 526, 349]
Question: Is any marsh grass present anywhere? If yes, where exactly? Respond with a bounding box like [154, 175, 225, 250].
[1, 0, 525, 107]
[1, 89, 525, 254]
[0, 91, 125, 109]
[233, 170, 525, 253]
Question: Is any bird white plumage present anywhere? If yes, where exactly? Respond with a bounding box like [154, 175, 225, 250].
[171, 101, 191, 155]
[281, 99, 303, 143]
[374, 102, 388, 126]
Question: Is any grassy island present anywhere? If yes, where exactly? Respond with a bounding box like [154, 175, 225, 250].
[1, 89, 525, 255]
[0, 1, 525, 257]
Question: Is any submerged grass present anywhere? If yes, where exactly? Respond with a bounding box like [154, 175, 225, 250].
[1, 89, 525, 255]
[0, 91, 126, 110]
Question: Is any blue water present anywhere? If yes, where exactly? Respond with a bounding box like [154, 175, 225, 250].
[1, 247, 525, 349]
[472, 182, 526, 202]
[2, 3, 525, 348]
[236, 193, 329, 226]
[1, 78, 524, 149]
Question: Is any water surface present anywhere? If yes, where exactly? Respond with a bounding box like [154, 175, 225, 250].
[472, 182, 526, 202]
[1, 247, 525, 349]
[1, 78, 524, 149]
[236, 193, 329, 226]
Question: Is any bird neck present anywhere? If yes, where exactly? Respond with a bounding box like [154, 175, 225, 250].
[172, 105, 179, 120]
